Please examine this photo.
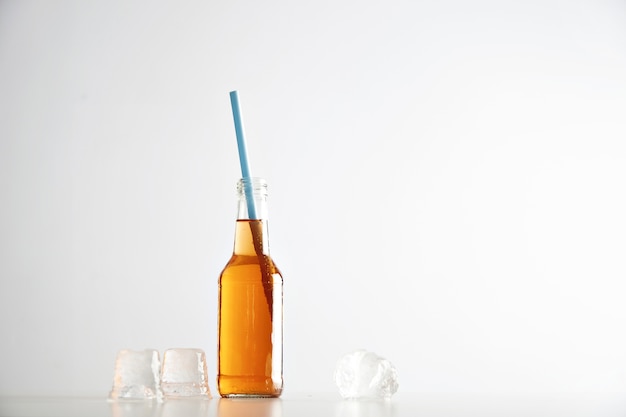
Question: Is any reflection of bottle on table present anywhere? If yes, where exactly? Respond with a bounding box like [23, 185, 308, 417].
[218, 398, 282, 417]
[218, 177, 283, 398]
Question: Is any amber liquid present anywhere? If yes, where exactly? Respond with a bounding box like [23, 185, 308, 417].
[218, 219, 283, 397]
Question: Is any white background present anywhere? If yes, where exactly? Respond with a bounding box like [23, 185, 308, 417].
[1, 0, 626, 397]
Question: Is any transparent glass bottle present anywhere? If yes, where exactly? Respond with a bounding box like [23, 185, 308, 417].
[217, 177, 283, 398]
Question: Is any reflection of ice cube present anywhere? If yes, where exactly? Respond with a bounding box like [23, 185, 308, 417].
[161, 348, 211, 398]
[335, 398, 397, 417]
[161, 397, 212, 417]
[334, 350, 399, 399]
[109, 349, 162, 401]
[109, 399, 161, 417]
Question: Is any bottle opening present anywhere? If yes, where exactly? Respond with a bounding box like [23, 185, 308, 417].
[237, 177, 268, 196]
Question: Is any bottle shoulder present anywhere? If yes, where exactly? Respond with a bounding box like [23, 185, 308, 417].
[220, 254, 283, 282]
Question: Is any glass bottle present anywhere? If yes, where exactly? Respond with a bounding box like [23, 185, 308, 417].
[217, 177, 283, 398]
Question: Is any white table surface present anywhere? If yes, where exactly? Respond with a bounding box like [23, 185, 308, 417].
[1, 392, 625, 417]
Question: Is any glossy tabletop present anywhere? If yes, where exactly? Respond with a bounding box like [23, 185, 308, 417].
[1, 392, 625, 417]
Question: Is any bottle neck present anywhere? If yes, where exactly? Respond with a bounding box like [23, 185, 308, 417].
[233, 219, 269, 256]
[233, 178, 270, 256]
[236, 177, 269, 220]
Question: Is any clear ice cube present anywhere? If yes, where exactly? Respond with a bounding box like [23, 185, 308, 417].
[109, 349, 163, 401]
[160, 348, 211, 398]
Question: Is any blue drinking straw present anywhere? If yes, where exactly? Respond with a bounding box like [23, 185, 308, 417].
[229, 90, 258, 220]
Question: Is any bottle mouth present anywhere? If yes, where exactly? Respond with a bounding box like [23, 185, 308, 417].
[237, 177, 268, 195]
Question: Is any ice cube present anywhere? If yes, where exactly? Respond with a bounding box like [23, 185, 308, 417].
[161, 348, 211, 398]
[334, 350, 399, 399]
[109, 349, 163, 401]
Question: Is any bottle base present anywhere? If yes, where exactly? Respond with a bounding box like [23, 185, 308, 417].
[220, 393, 282, 398]
[217, 374, 282, 399]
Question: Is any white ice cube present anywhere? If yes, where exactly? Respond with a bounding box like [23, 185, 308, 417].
[334, 349, 399, 399]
